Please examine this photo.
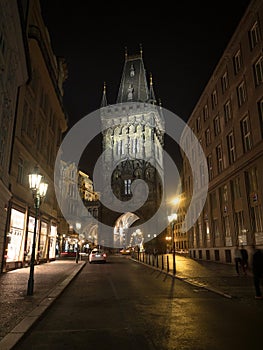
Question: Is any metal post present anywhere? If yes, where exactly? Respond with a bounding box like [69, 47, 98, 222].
[172, 221, 176, 275]
[27, 202, 38, 296]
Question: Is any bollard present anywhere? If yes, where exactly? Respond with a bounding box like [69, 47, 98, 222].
[161, 254, 164, 270]
[166, 255, 169, 272]
[156, 254, 159, 268]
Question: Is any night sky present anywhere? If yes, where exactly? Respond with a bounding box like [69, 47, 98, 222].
[40, 1, 251, 175]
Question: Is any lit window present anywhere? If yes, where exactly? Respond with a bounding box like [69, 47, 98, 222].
[124, 179, 131, 195]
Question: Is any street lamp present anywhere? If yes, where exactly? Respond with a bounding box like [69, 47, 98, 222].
[168, 213, 177, 275]
[27, 166, 48, 296]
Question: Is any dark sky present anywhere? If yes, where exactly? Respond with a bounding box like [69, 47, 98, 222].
[40, 1, 251, 122]
[40, 1, 251, 175]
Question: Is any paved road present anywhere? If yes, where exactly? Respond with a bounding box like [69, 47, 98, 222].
[0, 254, 262, 349]
[9, 255, 263, 350]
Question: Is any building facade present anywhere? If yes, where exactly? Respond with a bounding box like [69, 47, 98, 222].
[99, 49, 165, 249]
[56, 162, 100, 255]
[0, 0, 29, 272]
[2, 0, 68, 271]
[182, 0, 263, 264]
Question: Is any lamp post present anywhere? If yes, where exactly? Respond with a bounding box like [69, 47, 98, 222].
[168, 213, 177, 275]
[27, 166, 48, 296]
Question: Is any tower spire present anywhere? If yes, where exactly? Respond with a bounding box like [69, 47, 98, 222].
[100, 81, 108, 107]
[116, 46, 149, 103]
[149, 72, 156, 104]
[139, 43, 143, 57]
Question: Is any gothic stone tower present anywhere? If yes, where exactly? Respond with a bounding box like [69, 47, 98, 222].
[99, 48, 164, 248]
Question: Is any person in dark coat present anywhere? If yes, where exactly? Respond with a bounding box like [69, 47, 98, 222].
[252, 246, 263, 299]
[240, 245, 248, 275]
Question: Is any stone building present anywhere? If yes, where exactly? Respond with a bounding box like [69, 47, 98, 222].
[2, 0, 68, 271]
[99, 48, 165, 249]
[56, 162, 100, 254]
[0, 0, 29, 272]
[182, 0, 263, 264]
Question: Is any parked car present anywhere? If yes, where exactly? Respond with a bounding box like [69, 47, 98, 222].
[89, 249, 107, 263]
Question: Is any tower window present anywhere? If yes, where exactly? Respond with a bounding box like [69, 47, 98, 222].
[124, 179, 132, 195]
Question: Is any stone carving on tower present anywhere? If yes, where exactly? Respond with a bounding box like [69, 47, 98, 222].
[99, 47, 165, 249]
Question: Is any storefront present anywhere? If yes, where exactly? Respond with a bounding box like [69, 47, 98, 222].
[49, 225, 57, 260]
[5, 208, 26, 269]
[4, 206, 58, 271]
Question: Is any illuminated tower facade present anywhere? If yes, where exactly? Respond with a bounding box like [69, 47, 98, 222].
[100, 48, 164, 248]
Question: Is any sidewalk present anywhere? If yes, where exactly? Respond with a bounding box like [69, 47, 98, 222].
[0, 258, 86, 350]
[133, 253, 257, 300]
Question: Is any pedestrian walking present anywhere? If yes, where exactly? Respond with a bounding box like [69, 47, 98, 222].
[240, 244, 248, 275]
[234, 245, 242, 275]
[75, 247, 80, 264]
[252, 246, 263, 299]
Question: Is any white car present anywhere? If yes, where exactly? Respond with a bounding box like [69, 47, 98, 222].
[89, 249, 107, 263]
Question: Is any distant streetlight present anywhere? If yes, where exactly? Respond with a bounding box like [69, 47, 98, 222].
[27, 166, 48, 296]
[168, 213, 177, 275]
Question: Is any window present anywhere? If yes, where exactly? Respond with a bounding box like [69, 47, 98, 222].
[117, 140, 125, 155]
[257, 98, 263, 136]
[221, 71, 229, 93]
[196, 117, 201, 132]
[237, 81, 246, 107]
[232, 176, 242, 200]
[124, 179, 131, 195]
[216, 144, 224, 173]
[235, 211, 245, 241]
[241, 115, 252, 152]
[205, 128, 211, 146]
[249, 21, 260, 50]
[252, 205, 263, 233]
[233, 49, 242, 74]
[220, 184, 229, 204]
[213, 115, 221, 136]
[224, 100, 232, 124]
[207, 154, 213, 180]
[247, 167, 258, 193]
[211, 89, 218, 109]
[227, 132, 236, 164]
[253, 56, 263, 86]
[203, 104, 209, 121]
[17, 158, 24, 184]
[223, 217, 231, 237]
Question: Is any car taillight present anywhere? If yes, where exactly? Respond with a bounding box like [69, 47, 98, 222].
[103, 254, 106, 257]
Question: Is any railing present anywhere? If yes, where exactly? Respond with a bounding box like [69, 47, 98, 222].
[131, 251, 189, 275]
